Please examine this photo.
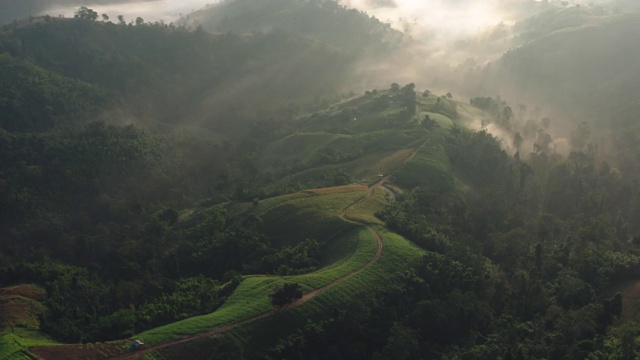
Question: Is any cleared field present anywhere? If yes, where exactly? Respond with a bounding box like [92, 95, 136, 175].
[0, 286, 46, 332]
[286, 147, 416, 185]
[343, 187, 388, 225]
[422, 111, 454, 129]
[135, 227, 378, 345]
[607, 280, 640, 326]
[260, 132, 350, 168]
[256, 186, 367, 246]
[0, 285, 59, 360]
[417, 94, 459, 120]
[224, 227, 425, 351]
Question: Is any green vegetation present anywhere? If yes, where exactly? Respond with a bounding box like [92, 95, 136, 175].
[485, 11, 640, 135]
[344, 187, 388, 225]
[0, 285, 57, 360]
[271, 283, 303, 307]
[184, 0, 404, 55]
[393, 128, 451, 192]
[4, 2, 640, 359]
[223, 227, 425, 353]
[254, 185, 366, 245]
[136, 226, 379, 345]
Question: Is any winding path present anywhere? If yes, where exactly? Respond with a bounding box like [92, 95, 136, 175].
[33, 141, 427, 360]
[108, 188, 387, 359]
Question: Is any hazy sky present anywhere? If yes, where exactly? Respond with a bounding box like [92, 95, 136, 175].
[43, 0, 517, 34]
[340, 0, 511, 39]
[42, 0, 219, 22]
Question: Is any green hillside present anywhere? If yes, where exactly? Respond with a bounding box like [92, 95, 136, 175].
[182, 0, 404, 54]
[5, 1, 640, 359]
[484, 12, 640, 126]
[0, 15, 357, 133]
[0, 285, 57, 360]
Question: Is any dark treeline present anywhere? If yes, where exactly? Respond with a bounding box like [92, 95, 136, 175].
[0, 13, 368, 343]
[0, 13, 357, 134]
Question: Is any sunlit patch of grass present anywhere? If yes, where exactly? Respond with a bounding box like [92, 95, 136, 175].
[286, 147, 416, 185]
[260, 132, 350, 168]
[344, 187, 388, 225]
[257, 186, 367, 246]
[136, 227, 378, 345]
[225, 227, 426, 350]
[0, 284, 56, 359]
[422, 111, 453, 129]
[393, 128, 453, 192]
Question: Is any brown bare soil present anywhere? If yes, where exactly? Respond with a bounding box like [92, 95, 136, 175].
[0, 285, 45, 300]
[30, 341, 129, 360]
[0, 285, 46, 331]
[609, 280, 640, 325]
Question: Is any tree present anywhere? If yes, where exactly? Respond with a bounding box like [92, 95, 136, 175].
[513, 132, 523, 152]
[135, 17, 145, 26]
[117, 15, 125, 25]
[74, 7, 98, 21]
[102, 14, 109, 22]
[571, 121, 591, 150]
[271, 283, 303, 306]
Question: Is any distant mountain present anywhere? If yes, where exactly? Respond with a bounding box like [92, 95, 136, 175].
[480, 12, 640, 129]
[181, 0, 404, 55]
[0, 15, 362, 133]
[0, 0, 139, 23]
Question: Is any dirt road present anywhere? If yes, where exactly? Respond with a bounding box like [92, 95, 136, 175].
[33, 141, 427, 360]
[107, 191, 386, 359]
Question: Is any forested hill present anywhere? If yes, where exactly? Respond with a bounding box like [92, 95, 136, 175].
[481, 11, 640, 129]
[0, 0, 136, 24]
[182, 0, 404, 55]
[0, 15, 364, 133]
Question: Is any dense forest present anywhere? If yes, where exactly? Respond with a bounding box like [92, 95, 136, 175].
[0, 9, 360, 344]
[3, 1, 640, 359]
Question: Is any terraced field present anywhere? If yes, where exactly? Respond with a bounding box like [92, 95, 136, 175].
[25, 84, 466, 360]
[0, 285, 58, 360]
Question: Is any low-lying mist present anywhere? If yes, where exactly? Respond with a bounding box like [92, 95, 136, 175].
[339, 0, 639, 159]
[36, 0, 640, 159]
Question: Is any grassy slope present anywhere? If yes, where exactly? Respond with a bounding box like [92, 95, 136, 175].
[393, 127, 453, 191]
[137, 90, 465, 353]
[137, 185, 372, 344]
[284, 147, 415, 185]
[261, 129, 425, 184]
[344, 187, 388, 225]
[136, 226, 378, 345]
[255, 185, 367, 246]
[223, 228, 425, 352]
[26, 89, 470, 357]
[142, 228, 424, 359]
[259, 132, 351, 169]
[0, 285, 57, 359]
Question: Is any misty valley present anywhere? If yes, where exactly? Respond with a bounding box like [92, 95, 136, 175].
[2, 0, 640, 359]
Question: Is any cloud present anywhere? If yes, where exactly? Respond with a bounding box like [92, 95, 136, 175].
[365, 0, 398, 8]
[340, 0, 510, 39]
